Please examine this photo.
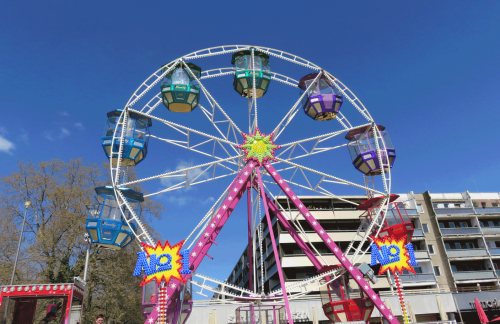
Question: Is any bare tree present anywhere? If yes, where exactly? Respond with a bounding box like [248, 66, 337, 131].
[0, 159, 164, 323]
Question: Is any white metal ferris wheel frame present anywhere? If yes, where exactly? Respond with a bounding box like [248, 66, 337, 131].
[105, 45, 396, 318]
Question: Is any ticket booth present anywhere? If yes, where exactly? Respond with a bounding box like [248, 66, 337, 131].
[0, 278, 85, 324]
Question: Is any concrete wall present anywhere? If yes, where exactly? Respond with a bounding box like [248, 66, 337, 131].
[186, 293, 456, 324]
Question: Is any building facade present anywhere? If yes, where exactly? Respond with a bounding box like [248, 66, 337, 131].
[209, 191, 500, 323]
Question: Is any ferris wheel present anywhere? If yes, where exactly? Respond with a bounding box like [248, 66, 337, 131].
[87, 45, 406, 324]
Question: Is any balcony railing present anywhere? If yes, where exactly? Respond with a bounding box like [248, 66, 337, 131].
[434, 208, 475, 215]
[476, 207, 500, 214]
[440, 227, 481, 235]
[396, 273, 436, 283]
[446, 248, 488, 258]
[452, 270, 496, 280]
[406, 209, 419, 216]
[482, 227, 500, 235]
[413, 228, 424, 237]
[489, 248, 500, 255]
[414, 250, 430, 259]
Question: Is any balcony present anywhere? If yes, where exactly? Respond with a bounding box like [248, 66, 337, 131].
[452, 270, 496, 281]
[434, 208, 475, 216]
[446, 248, 488, 258]
[440, 227, 481, 236]
[414, 250, 430, 259]
[413, 228, 424, 237]
[396, 273, 436, 283]
[489, 248, 500, 256]
[406, 209, 419, 216]
[476, 207, 500, 215]
[482, 227, 500, 235]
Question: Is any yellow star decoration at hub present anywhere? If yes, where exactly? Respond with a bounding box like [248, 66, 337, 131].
[237, 128, 281, 166]
[370, 235, 417, 275]
[133, 240, 186, 286]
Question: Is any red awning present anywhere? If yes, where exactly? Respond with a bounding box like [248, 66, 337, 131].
[356, 194, 400, 211]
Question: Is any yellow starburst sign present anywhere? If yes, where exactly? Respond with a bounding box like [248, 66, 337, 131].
[237, 128, 281, 166]
[370, 235, 418, 275]
[133, 240, 188, 286]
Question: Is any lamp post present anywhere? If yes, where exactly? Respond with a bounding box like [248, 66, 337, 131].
[83, 233, 91, 283]
[3, 201, 31, 322]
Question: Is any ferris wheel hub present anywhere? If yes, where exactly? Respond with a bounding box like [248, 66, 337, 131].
[237, 128, 281, 166]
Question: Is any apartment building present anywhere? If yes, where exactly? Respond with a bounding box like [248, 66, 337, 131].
[212, 191, 500, 324]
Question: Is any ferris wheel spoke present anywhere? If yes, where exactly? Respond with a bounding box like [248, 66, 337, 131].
[119, 156, 240, 187]
[125, 62, 179, 109]
[199, 105, 241, 150]
[182, 60, 244, 135]
[148, 134, 239, 162]
[323, 72, 373, 122]
[128, 108, 238, 147]
[120, 155, 241, 188]
[276, 124, 370, 161]
[274, 158, 385, 196]
[114, 188, 155, 246]
[262, 173, 361, 207]
[273, 72, 323, 141]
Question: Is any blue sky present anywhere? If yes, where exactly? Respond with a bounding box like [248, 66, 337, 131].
[1, 1, 500, 289]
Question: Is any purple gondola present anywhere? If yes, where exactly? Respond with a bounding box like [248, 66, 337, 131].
[346, 125, 396, 176]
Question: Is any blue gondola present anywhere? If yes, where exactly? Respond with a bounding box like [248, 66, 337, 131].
[102, 109, 152, 166]
[86, 186, 143, 250]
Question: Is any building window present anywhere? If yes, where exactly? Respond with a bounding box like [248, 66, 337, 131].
[493, 203, 499, 207]
[417, 204, 424, 213]
[434, 266, 441, 277]
[482, 202, 487, 208]
[422, 223, 429, 233]
[428, 244, 435, 254]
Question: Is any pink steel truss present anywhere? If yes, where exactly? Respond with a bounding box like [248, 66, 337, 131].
[144, 161, 399, 324]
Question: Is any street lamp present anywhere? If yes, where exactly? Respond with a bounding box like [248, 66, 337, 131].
[3, 200, 31, 322]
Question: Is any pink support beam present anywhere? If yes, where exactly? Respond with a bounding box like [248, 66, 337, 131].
[257, 184, 323, 270]
[145, 162, 259, 324]
[263, 162, 399, 324]
[247, 187, 253, 292]
[256, 168, 294, 324]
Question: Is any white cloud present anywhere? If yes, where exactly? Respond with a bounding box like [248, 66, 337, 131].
[168, 196, 188, 206]
[19, 128, 28, 143]
[202, 197, 215, 204]
[0, 135, 15, 154]
[60, 111, 69, 117]
[59, 128, 70, 138]
[74, 122, 85, 130]
[44, 131, 54, 141]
